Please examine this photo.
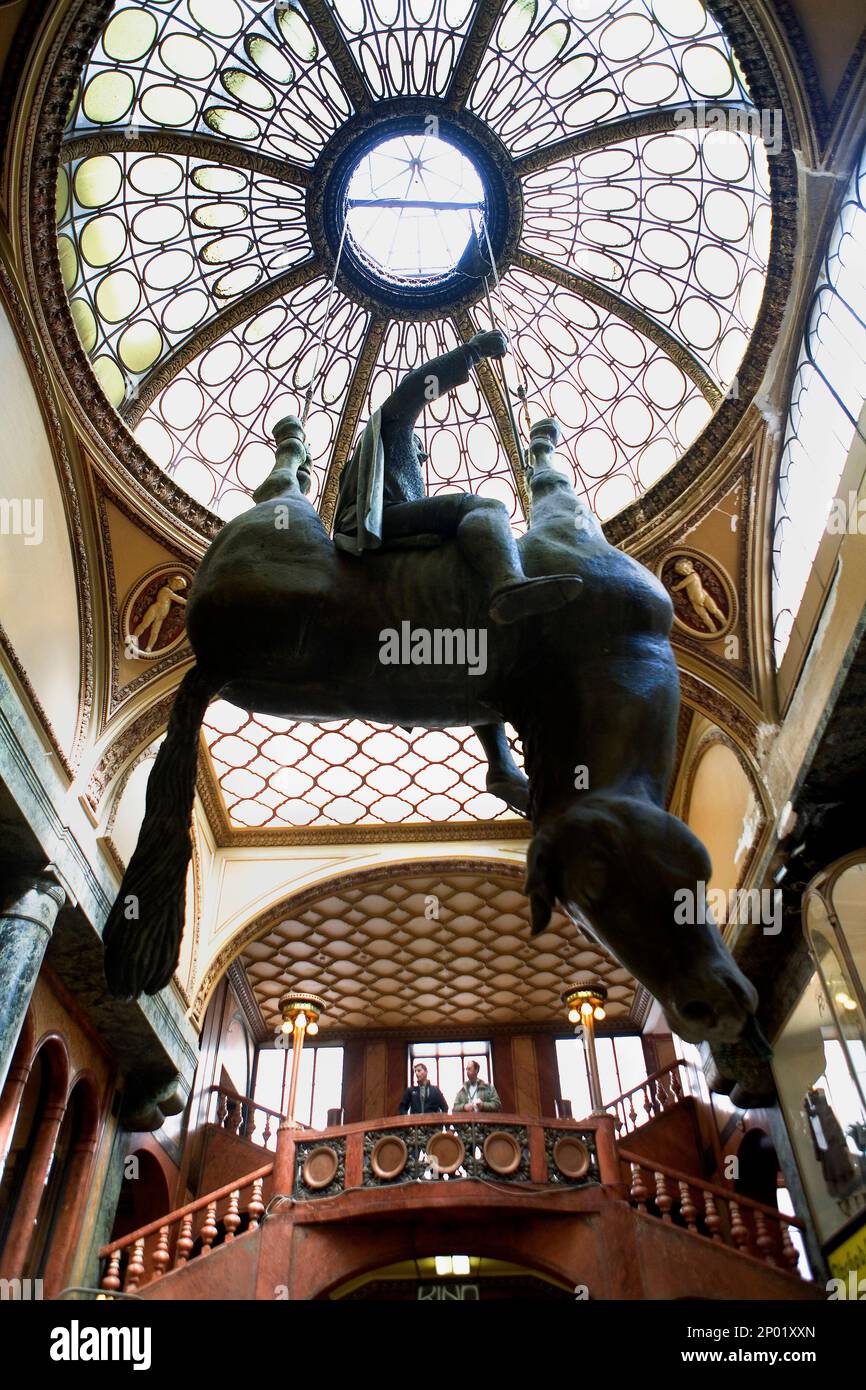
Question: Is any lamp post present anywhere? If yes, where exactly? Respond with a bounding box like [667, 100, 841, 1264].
[562, 979, 608, 1115]
[278, 990, 325, 1129]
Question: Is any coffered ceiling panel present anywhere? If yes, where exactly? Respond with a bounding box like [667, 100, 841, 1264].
[240, 868, 640, 1033]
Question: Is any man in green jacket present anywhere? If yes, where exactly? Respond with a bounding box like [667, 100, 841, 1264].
[452, 1059, 501, 1113]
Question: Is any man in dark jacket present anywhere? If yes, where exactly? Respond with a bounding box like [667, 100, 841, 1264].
[398, 1061, 448, 1115]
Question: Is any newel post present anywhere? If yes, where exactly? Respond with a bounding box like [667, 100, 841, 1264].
[593, 1113, 626, 1195]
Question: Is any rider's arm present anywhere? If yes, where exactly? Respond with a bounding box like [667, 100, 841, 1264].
[380, 344, 480, 429]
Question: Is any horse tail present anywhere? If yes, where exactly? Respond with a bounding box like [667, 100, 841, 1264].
[103, 664, 214, 998]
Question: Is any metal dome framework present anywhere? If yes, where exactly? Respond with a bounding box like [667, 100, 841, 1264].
[32, 0, 799, 833]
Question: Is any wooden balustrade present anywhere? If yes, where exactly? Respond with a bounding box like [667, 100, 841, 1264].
[620, 1149, 805, 1276]
[603, 1060, 697, 1137]
[211, 1087, 285, 1151]
[99, 1166, 271, 1294]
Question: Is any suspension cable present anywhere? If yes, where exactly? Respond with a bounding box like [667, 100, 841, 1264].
[302, 211, 350, 426]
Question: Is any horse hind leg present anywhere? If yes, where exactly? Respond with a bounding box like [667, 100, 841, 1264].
[474, 723, 529, 816]
[103, 664, 214, 998]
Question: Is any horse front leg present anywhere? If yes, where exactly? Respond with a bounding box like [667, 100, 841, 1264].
[474, 723, 529, 816]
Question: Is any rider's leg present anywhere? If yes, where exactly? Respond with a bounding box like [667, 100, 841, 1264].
[474, 723, 529, 816]
[454, 496, 581, 625]
[380, 494, 581, 624]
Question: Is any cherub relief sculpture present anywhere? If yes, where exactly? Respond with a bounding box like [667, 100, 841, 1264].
[127, 573, 188, 654]
[102, 339, 764, 1065]
[670, 558, 727, 634]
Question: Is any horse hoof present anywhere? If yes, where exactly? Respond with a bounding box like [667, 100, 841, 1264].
[489, 574, 582, 625]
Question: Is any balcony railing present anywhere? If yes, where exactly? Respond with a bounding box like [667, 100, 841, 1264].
[603, 1059, 700, 1137]
[210, 1086, 291, 1152]
[621, 1149, 806, 1275]
[99, 1112, 611, 1293]
[100, 1163, 272, 1295]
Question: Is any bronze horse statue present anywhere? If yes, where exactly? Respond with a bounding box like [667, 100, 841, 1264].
[104, 413, 762, 1051]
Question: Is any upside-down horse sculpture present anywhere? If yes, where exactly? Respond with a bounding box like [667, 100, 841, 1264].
[104, 332, 764, 1054]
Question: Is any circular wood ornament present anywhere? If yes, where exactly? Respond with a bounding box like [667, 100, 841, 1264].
[552, 1135, 591, 1180]
[483, 1130, 522, 1176]
[426, 1129, 465, 1175]
[302, 1145, 339, 1190]
[370, 1134, 408, 1181]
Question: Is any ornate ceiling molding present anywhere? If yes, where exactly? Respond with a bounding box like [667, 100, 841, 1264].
[61, 127, 313, 187]
[453, 305, 530, 516]
[301, 0, 372, 114]
[318, 314, 388, 529]
[514, 100, 757, 177]
[444, 0, 508, 111]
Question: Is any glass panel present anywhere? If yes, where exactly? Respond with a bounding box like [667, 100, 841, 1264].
[202, 705, 523, 827]
[330, 0, 478, 98]
[521, 124, 770, 391]
[555, 1034, 646, 1119]
[469, 0, 751, 156]
[772, 969, 866, 1244]
[72, 1, 353, 166]
[772, 138, 866, 663]
[495, 265, 711, 517]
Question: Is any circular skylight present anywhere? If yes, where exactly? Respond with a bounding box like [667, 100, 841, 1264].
[345, 133, 486, 284]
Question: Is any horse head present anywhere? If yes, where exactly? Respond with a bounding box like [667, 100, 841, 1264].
[524, 792, 759, 1047]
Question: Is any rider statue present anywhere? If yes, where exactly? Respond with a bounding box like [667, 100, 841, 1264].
[331, 329, 581, 813]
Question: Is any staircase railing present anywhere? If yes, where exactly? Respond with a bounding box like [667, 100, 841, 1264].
[603, 1059, 698, 1137]
[620, 1149, 806, 1277]
[211, 1086, 290, 1151]
[100, 1163, 272, 1295]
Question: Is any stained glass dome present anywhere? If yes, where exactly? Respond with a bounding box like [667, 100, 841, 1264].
[54, 0, 777, 830]
[58, 0, 772, 528]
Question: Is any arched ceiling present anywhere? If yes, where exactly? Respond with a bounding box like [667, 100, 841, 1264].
[234, 866, 643, 1033]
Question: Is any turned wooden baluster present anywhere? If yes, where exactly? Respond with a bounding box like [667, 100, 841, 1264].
[124, 1238, 145, 1293]
[262, 1113, 273, 1149]
[626, 1094, 638, 1131]
[224, 1189, 241, 1242]
[671, 1066, 684, 1102]
[245, 1105, 256, 1143]
[200, 1201, 218, 1255]
[654, 1170, 673, 1222]
[174, 1214, 194, 1269]
[728, 1200, 752, 1256]
[702, 1189, 722, 1241]
[754, 1209, 777, 1266]
[679, 1180, 698, 1233]
[629, 1162, 649, 1212]
[216, 1090, 228, 1126]
[644, 1081, 657, 1121]
[226, 1101, 242, 1134]
[101, 1251, 121, 1292]
[247, 1177, 265, 1231]
[780, 1220, 800, 1274]
[151, 1225, 171, 1279]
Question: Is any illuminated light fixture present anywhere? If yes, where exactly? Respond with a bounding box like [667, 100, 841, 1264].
[562, 979, 609, 1115]
[278, 990, 326, 1129]
[835, 991, 857, 1012]
[433, 1256, 471, 1277]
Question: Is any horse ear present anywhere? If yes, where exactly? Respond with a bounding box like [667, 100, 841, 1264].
[525, 832, 558, 936]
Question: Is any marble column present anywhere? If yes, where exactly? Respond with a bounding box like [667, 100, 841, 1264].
[0, 877, 65, 1097]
